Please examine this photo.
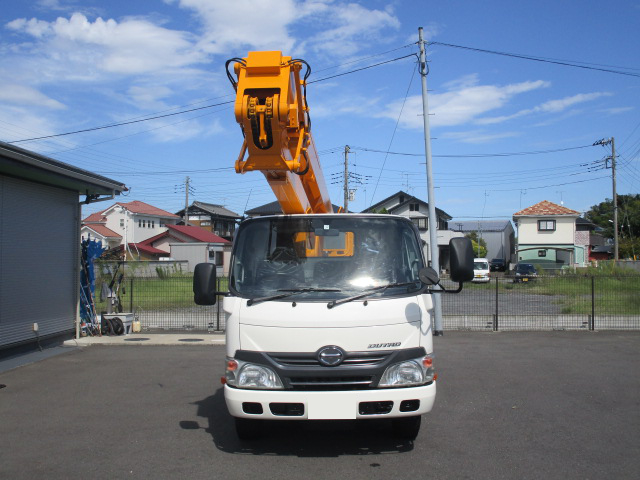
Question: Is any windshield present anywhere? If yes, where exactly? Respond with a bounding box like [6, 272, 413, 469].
[474, 261, 489, 270]
[230, 216, 425, 301]
[516, 264, 536, 274]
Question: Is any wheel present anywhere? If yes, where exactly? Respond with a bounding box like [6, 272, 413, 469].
[391, 416, 421, 440]
[234, 417, 262, 441]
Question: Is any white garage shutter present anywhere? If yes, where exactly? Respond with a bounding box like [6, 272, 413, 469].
[0, 175, 78, 348]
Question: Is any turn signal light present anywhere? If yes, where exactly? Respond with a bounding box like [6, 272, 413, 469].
[227, 359, 238, 371]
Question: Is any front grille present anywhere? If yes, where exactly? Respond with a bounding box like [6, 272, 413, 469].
[288, 376, 374, 391]
[268, 351, 391, 368]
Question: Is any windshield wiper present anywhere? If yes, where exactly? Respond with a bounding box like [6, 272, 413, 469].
[247, 288, 341, 307]
[327, 282, 422, 309]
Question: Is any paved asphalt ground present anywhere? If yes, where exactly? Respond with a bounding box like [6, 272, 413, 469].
[0, 332, 638, 480]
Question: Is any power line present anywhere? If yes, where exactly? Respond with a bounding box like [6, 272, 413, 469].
[429, 41, 640, 78]
[309, 54, 416, 84]
[8, 54, 415, 145]
[8, 100, 235, 144]
[351, 144, 594, 158]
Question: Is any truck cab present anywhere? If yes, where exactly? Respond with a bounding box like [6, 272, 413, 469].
[195, 213, 473, 440]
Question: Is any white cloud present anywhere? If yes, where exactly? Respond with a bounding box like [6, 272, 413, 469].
[0, 105, 60, 142]
[310, 3, 400, 56]
[174, 0, 303, 54]
[439, 129, 520, 144]
[599, 106, 634, 115]
[0, 84, 65, 109]
[377, 75, 550, 129]
[477, 91, 612, 125]
[174, 0, 399, 57]
[6, 13, 205, 75]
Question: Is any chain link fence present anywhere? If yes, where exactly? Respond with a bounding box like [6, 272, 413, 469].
[441, 274, 640, 331]
[93, 262, 227, 332]
[92, 262, 639, 332]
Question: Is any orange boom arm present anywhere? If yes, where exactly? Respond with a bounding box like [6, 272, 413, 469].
[229, 51, 333, 214]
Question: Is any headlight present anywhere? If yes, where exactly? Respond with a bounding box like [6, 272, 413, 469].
[224, 357, 284, 389]
[378, 355, 435, 388]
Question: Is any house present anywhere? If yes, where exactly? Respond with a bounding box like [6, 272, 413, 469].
[450, 220, 516, 266]
[576, 217, 610, 262]
[82, 200, 180, 247]
[362, 191, 462, 271]
[80, 223, 122, 250]
[175, 201, 241, 241]
[245, 200, 344, 217]
[0, 141, 126, 350]
[134, 224, 231, 273]
[513, 200, 587, 268]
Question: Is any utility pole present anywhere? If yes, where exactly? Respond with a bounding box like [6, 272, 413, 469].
[594, 137, 618, 260]
[612, 137, 618, 261]
[343, 145, 350, 212]
[418, 27, 443, 336]
[184, 176, 191, 225]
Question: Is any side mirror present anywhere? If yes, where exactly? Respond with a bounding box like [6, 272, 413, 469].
[449, 237, 474, 283]
[193, 263, 218, 305]
[419, 266, 440, 285]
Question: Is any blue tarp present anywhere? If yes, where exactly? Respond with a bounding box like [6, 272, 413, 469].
[80, 239, 105, 324]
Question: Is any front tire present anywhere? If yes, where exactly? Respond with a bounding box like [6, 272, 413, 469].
[391, 415, 421, 440]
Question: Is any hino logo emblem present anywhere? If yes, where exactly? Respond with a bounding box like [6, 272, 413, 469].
[317, 346, 345, 367]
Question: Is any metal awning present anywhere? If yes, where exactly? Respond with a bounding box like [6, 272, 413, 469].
[0, 141, 127, 203]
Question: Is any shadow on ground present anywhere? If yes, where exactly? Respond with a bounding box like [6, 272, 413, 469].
[180, 388, 415, 457]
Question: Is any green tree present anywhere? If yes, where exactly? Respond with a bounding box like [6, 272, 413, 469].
[465, 231, 488, 258]
[586, 194, 640, 258]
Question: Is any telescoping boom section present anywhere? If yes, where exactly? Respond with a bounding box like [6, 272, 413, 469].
[230, 51, 333, 214]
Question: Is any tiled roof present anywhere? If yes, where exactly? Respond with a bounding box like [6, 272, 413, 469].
[83, 224, 121, 238]
[514, 200, 580, 216]
[177, 201, 241, 218]
[116, 200, 180, 218]
[166, 224, 231, 243]
[246, 200, 344, 215]
[128, 243, 167, 255]
[83, 211, 106, 223]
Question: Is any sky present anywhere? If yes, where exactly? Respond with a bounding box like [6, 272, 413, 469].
[1, 0, 639, 224]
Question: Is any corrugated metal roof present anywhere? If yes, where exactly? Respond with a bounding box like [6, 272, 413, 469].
[450, 220, 513, 232]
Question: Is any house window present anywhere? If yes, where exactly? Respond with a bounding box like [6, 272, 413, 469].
[151, 221, 155, 228]
[412, 217, 428, 230]
[538, 220, 556, 231]
[138, 220, 142, 228]
[538, 250, 547, 257]
[120, 219, 124, 228]
[409, 203, 420, 212]
[201, 221, 211, 226]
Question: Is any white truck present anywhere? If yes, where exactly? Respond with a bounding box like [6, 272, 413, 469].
[193, 52, 474, 441]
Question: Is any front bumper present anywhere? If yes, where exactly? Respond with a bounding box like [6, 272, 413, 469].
[224, 382, 436, 420]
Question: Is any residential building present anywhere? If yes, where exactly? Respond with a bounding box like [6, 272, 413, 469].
[362, 191, 462, 271]
[450, 220, 516, 266]
[82, 200, 180, 246]
[129, 224, 231, 273]
[80, 224, 122, 250]
[1, 141, 126, 350]
[245, 200, 344, 217]
[513, 200, 587, 268]
[175, 201, 241, 241]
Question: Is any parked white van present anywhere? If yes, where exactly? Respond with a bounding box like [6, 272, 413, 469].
[472, 258, 490, 283]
